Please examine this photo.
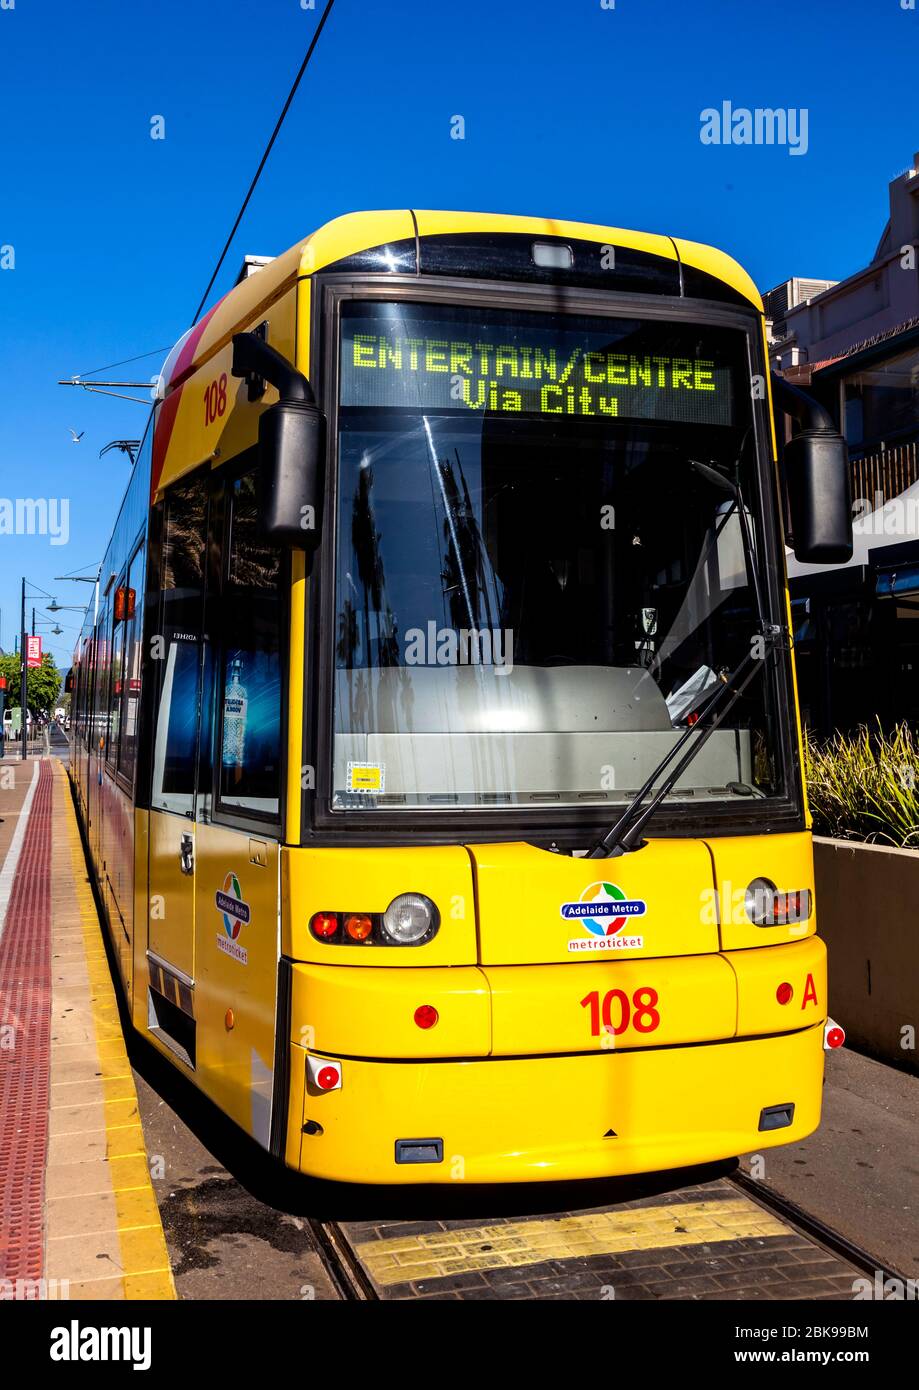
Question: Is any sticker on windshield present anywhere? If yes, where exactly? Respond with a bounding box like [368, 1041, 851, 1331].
[347, 761, 385, 794]
[562, 881, 646, 953]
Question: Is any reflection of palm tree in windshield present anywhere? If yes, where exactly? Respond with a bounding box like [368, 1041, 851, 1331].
[336, 598, 359, 666]
[341, 460, 415, 741]
[351, 463, 399, 667]
[437, 450, 501, 635]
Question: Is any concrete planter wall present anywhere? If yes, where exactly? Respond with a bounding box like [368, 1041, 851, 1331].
[814, 836, 919, 1074]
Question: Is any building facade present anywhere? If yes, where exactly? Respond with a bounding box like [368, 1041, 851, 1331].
[764, 153, 919, 737]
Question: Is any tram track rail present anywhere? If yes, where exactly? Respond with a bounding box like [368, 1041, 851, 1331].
[308, 1218, 379, 1301]
[307, 1166, 901, 1303]
[729, 1168, 901, 1286]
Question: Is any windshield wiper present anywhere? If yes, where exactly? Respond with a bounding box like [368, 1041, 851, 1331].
[587, 458, 783, 859]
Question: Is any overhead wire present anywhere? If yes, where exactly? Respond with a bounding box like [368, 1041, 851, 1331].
[190, 0, 338, 325]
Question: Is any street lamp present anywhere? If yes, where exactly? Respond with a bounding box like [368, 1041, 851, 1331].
[19, 577, 54, 761]
[54, 569, 101, 625]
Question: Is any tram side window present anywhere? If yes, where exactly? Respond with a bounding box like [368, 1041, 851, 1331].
[96, 602, 112, 762]
[106, 588, 126, 772]
[82, 637, 95, 751]
[150, 478, 208, 816]
[119, 543, 146, 785]
[216, 471, 282, 819]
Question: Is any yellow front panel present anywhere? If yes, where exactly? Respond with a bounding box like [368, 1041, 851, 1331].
[193, 824, 279, 1146]
[469, 839, 719, 964]
[293, 1023, 825, 1184]
[486, 953, 737, 1055]
[704, 830, 816, 951]
[291, 964, 490, 1058]
[283, 845, 478, 966]
[729, 935, 827, 1036]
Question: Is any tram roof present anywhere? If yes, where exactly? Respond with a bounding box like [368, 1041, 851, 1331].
[161, 210, 763, 397]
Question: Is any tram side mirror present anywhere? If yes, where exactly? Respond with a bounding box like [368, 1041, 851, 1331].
[232, 332, 326, 553]
[257, 397, 325, 551]
[784, 430, 853, 565]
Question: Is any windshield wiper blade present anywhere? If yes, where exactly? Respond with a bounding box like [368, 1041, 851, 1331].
[586, 640, 778, 858]
[587, 456, 780, 859]
[688, 457, 768, 630]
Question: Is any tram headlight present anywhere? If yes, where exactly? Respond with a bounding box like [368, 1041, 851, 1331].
[744, 879, 812, 926]
[744, 878, 778, 925]
[381, 893, 439, 945]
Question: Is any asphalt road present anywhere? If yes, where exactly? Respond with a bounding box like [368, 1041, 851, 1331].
[131, 1045, 343, 1301]
[48, 723, 69, 756]
[739, 1048, 919, 1280]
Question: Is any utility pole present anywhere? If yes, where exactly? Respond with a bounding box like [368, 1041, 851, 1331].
[20, 577, 26, 761]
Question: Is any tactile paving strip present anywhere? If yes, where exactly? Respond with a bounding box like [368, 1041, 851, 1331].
[0, 762, 53, 1282]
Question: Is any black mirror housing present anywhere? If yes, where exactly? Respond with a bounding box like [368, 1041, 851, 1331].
[785, 429, 853, 565]
[258, 398, 325, 550]
[231, 332, 326, 553]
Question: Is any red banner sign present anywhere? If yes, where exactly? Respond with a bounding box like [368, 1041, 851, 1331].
[26, 635, 42, 669]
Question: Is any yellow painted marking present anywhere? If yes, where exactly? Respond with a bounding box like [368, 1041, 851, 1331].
[59, 764, 176, 1300]
[356, 1198, 789, 1286]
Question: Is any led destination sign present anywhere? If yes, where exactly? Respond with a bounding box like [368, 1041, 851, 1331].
[341, 308, 735, 426]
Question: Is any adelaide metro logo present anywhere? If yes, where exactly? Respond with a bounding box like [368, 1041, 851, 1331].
[215, 872, 250, 964]
[561, 881, 646, 954]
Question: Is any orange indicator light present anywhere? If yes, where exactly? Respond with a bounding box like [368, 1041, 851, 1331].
[345, 913, 373, 941]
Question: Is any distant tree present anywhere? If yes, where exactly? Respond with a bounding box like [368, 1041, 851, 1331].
[0, 651, 62, 714]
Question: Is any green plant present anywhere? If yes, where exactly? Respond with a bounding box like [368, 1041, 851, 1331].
[0, 650, 62, 715]
[804, 722, 919, 848]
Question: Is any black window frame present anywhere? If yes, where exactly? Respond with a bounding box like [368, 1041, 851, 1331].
[105, 567, 128, 779]
[116, 536, 146, 792]
[207, 451, 287, 835]
[146, 465, 211, 821]
[301, 272, 805, 849]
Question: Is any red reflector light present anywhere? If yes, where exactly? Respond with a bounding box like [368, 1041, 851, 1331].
[414, 1005, 439, 1030]
[825, 1024, 845, 1050]
[774, 890, 812, 925]
[345, 913, 373, 941]
[316, 1065, 340, 1090]
[311, 912, 339, 939]
[776, 982, 793, 1005]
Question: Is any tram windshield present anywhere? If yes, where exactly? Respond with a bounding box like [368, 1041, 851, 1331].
[331, 299, 787, 812]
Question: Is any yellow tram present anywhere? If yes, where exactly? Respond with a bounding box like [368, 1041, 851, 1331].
[69, 211, 852, 1183]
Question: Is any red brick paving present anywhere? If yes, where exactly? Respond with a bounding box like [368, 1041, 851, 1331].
[0, 761, 53, 1282]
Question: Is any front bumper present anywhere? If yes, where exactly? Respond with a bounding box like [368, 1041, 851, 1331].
[288, 1021, 825, 1184]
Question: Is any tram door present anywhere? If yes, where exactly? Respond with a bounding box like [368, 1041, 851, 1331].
[147, 474, 209, 991]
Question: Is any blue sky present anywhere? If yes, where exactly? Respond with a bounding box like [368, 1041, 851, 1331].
[1, 0, 916, 668]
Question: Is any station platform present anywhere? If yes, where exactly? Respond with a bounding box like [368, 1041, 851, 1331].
[0, 757, 174, 1300]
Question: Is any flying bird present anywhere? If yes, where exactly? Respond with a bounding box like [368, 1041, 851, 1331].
[69, 429, 84, 443]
